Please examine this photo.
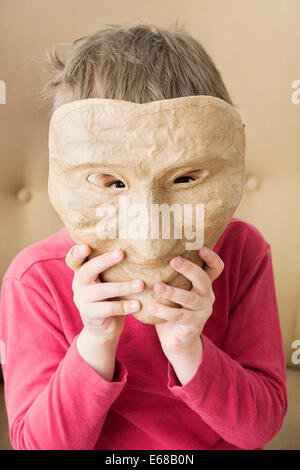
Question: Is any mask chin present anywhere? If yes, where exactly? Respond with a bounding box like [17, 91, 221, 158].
[100, 256, 193, 325]
[78, 244, 205, 325]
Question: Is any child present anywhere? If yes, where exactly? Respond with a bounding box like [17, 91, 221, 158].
[0, 23, 287, 450]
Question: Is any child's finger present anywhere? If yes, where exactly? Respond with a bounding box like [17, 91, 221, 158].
[149, 303, 190, 323]
[79, 279, 144, 302]
[65, 244, 92, 271]
[76, 249, 125, 285]
[198, 247, 224, 282]
[153, 282, 202, 310]
[169, 255, 211, 295]
[85, 299, 141, 319]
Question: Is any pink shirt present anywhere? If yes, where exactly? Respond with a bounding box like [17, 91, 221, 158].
[0, 218, 287, 450]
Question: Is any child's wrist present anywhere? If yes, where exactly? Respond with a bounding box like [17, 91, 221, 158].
[81, 324, 120, 348]
[77, 327, 118, 381]
[168, 338, 203, 386]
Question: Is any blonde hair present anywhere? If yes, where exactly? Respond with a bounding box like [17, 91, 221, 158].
[41, 22, 233, 115]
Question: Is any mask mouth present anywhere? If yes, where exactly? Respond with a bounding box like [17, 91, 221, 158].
[117, 258, 180, 284]
[123, 247, 187, 267]
[125, 258, 172, 268]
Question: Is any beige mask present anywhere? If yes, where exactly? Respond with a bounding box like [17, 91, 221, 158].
[48, 96, 245, 324]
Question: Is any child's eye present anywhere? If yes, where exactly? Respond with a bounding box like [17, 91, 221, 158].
[87, 173, 126, 188]
[173, 170, 204, 185]
[108, 180, 126, 188]
[174, 176, 196, 184]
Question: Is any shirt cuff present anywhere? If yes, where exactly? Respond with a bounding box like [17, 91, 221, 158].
[167, 334, 218, 401]
[64, 335, 128, 397]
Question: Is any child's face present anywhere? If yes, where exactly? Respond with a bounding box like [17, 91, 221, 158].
[48, 95, 245, 323]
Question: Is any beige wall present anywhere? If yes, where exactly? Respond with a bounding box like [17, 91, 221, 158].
[0, 0, 300, 367]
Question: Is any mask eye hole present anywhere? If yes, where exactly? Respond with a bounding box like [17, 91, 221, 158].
[173, 169, 204, 185]
[87, 173, 126, 188]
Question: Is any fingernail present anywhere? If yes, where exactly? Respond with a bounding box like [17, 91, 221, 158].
[131, 280, 143, 291]
[154, 282, 166, 294]
[201, 247, 210, 256]
[72, 245, 86, 258]
[112, 249, 122, 260]
[171, 256, 183, 268]
[125, 300, 140, 313]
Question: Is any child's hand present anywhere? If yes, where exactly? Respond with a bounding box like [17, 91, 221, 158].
[149, 247, 224, 363]
[68, 245, 144, 345]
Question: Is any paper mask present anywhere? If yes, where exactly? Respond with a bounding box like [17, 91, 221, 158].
[48, 95, 245, 324]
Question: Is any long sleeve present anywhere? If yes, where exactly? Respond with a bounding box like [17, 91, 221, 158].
[0, 278, 128, 450]
[167, 245, 287, 450]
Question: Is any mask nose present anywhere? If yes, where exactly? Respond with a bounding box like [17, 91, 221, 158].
[119, 185, 182, 262]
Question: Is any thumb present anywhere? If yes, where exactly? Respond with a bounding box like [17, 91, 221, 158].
[65, 244, 92, 271]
